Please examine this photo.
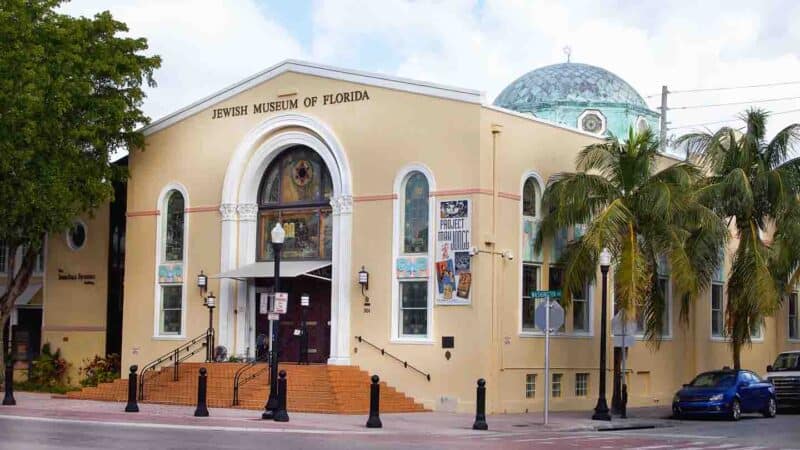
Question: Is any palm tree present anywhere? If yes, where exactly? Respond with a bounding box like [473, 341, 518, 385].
[537, 127, 726, 343]
[677, 109, 800, 369]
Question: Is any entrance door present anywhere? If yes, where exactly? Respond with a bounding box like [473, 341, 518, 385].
[255, 273, 331, 364]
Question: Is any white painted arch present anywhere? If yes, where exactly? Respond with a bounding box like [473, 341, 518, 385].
[219, 113, 353, 365]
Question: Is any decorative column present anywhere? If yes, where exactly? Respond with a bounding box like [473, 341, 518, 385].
[218, 203, 238, 354]
[236, 203, 259, 357]
[328, 195, 353, 365]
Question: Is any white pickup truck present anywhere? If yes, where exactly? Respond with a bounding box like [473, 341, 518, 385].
[766, 350, 800, 409]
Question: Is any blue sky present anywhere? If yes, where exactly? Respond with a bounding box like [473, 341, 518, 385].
[61, 0, 800, 138]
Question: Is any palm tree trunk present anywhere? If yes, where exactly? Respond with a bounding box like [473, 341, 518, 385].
[732, 340, 742, 370]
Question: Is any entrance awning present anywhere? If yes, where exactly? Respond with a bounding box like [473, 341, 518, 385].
[0, 283, 43, 306]
[212, 261, 331, 281]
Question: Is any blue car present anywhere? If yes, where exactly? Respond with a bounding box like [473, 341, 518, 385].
[672, 369, 777, 420]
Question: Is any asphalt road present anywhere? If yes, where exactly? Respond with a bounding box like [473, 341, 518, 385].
[0, 412, 798, 450]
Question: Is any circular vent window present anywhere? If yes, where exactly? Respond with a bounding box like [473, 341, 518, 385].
[581, 113, 604, 134]
[67, 221, 87, 250]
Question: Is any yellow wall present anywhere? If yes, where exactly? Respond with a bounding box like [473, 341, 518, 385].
[41, 205, 110, 384]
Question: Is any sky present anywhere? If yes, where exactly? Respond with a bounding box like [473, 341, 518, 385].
[59, 0, 800, 141]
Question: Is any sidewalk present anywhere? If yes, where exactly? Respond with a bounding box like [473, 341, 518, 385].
[0, 392, 675, 436]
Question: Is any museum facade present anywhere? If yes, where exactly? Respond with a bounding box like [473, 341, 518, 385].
[4, 59, 800, 413]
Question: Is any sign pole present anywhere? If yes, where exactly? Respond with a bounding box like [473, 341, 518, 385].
[544, 293, 550, 426]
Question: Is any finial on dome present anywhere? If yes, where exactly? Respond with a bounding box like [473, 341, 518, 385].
[563, 46, 572, 63]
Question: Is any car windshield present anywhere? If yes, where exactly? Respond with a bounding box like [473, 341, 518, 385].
[689, 372, 737, 388]
[772, 354, 800, 371]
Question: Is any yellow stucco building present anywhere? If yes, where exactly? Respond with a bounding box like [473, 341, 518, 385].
[5, 59, 800, 413]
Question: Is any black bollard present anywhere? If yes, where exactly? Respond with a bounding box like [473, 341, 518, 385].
[125, 365, 139, 413]
[273, 370, 289, 422]
[621, 384, 628, 419]
[366, 375, 382, 428]
[2, 358, 16, 406]
[194, 367, 209, 417]
[472, 378, 488, 430]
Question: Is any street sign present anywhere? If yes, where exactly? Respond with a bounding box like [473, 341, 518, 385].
[268, 312, 280, 321]
[259, 293, 270, 315]
[534, 300, 565, 331]
[531, 290, 562, 299]
[274, 292, 289, 314]
[612, 312, 637, 348]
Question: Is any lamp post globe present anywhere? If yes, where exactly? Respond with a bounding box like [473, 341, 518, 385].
[205, 292, 216, 362]
[592, 248, 612, 421]
[271, 222, 286, 244]
[263, 222, 284, 419]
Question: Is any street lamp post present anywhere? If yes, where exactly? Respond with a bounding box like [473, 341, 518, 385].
[204, 292, 216, 362]
[262, 223, 285, 420]
[592, 248, 612, 421]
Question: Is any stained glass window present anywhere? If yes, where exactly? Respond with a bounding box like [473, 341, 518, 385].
[403, 172, 429, 254]
[259, 147, 332, 206]
[523, 178, 539, 217]
[164, 191, 185, 262]
[257, 146, 333, 261]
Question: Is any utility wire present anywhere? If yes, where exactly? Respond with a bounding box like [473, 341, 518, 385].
[644, 80, 800, 98]
[668, 108, 800, 130]
[669, 95, 800, 110]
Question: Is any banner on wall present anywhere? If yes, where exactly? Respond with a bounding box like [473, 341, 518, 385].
[435, 199, 472, 305]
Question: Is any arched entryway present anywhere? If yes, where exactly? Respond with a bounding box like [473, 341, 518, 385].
[218, 113, 353, 365]
[253, 145, 333, 363]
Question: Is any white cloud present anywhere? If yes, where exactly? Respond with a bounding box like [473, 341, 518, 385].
[61, 0, 800, 140]
[60, 0, 306, 120]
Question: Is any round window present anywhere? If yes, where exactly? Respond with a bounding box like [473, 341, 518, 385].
[581, 113, 604, 133]
[67, 221, 87, 250]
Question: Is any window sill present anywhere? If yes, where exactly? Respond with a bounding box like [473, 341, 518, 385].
[152, 335, 186, 341]
[390, 337, 434, 345]
[519, 332, 593, 339]
[788, 338, 800, 343]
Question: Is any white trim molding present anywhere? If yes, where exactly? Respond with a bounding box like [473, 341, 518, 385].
[390, 163, 437, 345]
[152, 182, 190, 340]
[219, 113, 354, 364]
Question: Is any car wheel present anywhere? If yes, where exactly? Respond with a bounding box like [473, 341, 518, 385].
[762, 397, 777, 418]
[730, 399, 741, 421]
[672, 408, 683, 420]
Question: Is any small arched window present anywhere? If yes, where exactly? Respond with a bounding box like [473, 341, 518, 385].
[522, 177, 540, 218]
[157, 187, 187, 337]
[394, 169, 432, 340]
[402, 172, 429, 254]
[164, 190, 185, 262]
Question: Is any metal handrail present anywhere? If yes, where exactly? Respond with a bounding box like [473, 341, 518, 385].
[232, 354, 269, 406]
[355, 335, 431, 381]
[231, 332, 306, 406]
[138, 329, 213, 400]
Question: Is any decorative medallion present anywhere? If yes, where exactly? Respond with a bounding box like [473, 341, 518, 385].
[581, 113, 603, 133]
[292, 160, 314, 187]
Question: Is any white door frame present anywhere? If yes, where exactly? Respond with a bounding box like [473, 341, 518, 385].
[219, 113, 353, 365]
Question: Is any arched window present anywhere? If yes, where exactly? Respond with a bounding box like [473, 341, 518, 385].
[164, 191, 185, 262]
[403, 172, 429, 254]
[393, 168, 433, 340]
[521, 176, 542, 332]
[257, 146, 333, 261]
[156, 187, 187, 337]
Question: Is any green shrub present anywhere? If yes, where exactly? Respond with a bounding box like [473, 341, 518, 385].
[28, 343, 70, 388]
[79, 353, 121, 387]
